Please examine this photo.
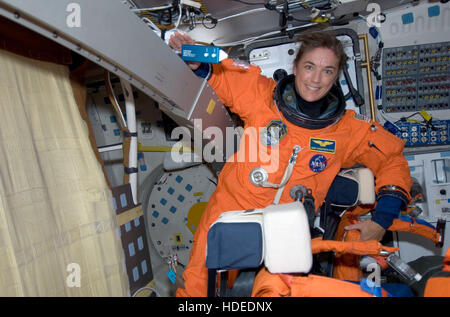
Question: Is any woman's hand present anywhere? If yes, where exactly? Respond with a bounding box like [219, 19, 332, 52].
[169, 31, 201, 70]
[345, 219, 386, 241]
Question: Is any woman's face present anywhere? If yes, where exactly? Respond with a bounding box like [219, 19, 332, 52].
[293, 47, 340, 102]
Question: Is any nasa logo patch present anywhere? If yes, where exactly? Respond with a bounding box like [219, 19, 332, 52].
[309, 154, 328, 173]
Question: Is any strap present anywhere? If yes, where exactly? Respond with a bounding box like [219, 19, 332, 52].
[104, 70, 128, 131]
[319, 201, 343, 241]
[122, 136, 131, 184]
[116, 205, 143, 226]
[273, 158, 296, 204]
[229, 269, 259, 297]
[219, 271, 229, 297]
[376, 185, 410, 209]
[104, 70, 136, 185]
[272, 145, 302, 204]
[378, 185, 409, 197]
[124, 167, 139, 174]
[123, 131, 138, 138]
[207, 269, 217, 297]
[206, 270, 229, 297]
[303, 189, 316, 230]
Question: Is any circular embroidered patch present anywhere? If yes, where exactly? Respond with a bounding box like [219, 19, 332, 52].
[309, 154, 328, 173]
[260, 120, 288, 146]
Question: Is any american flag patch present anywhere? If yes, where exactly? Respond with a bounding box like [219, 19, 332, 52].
[354, 113, 371, 123]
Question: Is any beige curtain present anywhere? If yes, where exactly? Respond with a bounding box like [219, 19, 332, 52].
[0, 49, 129, 296]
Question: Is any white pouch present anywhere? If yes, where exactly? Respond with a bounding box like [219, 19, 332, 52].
[338, 168, 376, 205]
[263, 201, 312, 274]
[206, 202, 313, 274]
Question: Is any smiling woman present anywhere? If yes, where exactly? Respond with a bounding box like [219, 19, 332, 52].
[269, 30, 349, 128]
[292, 31, 347, 103]
[293, 31, 348, 71]
[293, 47, 340, 102]
[170, 30, 413, 297]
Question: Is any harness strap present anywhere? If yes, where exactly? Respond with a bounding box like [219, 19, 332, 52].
[271, 145, 302, 205]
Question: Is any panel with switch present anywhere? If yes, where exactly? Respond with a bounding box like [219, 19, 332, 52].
[382, 41, 450, 113]
[407, 152, 450, 222]
[394, 120, 450, 147]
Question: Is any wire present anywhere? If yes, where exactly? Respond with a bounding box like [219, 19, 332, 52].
[299, 0, 311, 8]
[213, 22, 317, 47]
[138, 8, 176, 30]
[141, 17, 161, 35]
[131, 5, 173, 12]
[175, 2, 183, 29]
[226, 0, 267, 5]
[393, 112, 428, 126]
[105, 71, 127, 129]
[379, 111, 401, 130]
[214, 30, 281, 47]
[406, 119, 427, 125]
[217, 7, 266, 22]
[290, 16, 313, 23]
[404, 112, 423, 120]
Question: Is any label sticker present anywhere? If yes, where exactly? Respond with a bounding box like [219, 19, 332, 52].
[167, 269, 176, 284]
[309, 137, 336, 154]
[206, 99, 216, 114]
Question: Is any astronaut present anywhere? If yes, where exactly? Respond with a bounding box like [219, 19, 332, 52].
[169, 30, 412, 297]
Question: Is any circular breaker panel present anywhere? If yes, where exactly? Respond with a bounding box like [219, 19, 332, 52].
[146, 165, 217, 266]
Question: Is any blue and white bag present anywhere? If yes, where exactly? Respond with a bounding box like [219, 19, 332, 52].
[206, 201, 313, 274]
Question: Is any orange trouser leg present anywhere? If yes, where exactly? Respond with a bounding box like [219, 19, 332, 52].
[333, 212, 363, 281]
[252, 268, 373, 297]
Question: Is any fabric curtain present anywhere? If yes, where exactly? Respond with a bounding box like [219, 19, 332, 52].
[0, 48, 129, 296]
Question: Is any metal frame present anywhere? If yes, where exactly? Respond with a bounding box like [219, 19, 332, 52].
[0, 0, 234, 149]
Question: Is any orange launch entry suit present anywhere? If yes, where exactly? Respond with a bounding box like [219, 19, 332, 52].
[176, 59, 412, 297]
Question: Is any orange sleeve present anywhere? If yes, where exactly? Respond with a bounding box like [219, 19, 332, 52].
[345, 115, 412, 199]
[252, 268, 375, 297]
[208, 59, 275, 122]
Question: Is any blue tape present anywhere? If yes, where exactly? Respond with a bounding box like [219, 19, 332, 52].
[402, 13, 414, 25]
[375, 85, 382, 100]
[369, 26, 379, 39]
[428, 5, 440, 18]
[167, 269, 176, 284]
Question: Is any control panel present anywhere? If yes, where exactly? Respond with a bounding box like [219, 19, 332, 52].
[382, 41, 450, 113]
[394, 120, 450, 147]
[407, 152, 450, 223]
